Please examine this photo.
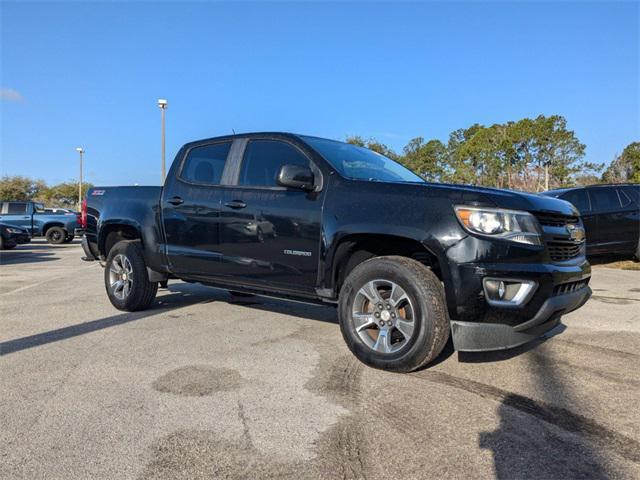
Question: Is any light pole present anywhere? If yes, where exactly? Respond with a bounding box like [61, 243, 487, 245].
[157, 98, 168, 182]
[76, 147, 84, 210]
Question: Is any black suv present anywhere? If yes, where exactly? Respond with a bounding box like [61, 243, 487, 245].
[541, 184, 640, 259]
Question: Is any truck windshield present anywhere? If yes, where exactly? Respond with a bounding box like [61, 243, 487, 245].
[302, 136, 424, 184]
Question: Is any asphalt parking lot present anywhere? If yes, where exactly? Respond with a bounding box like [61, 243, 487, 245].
[1, 239, 639, 479]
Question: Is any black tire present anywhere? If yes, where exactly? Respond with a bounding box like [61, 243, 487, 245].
[45, 226, 67, 245]
[63, 235, 74, 243]
[104, 240, 158, 311]
[0, 236, 16, 250]
[338, 255, 450, 372]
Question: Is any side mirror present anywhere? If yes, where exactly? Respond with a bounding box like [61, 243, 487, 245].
[277, 164, 315, 191]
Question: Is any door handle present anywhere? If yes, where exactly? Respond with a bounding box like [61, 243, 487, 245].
[168, 196, 184, 206]
[224, 200, 247, 209]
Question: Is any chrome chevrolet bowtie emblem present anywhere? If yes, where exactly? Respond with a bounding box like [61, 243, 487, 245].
[566, 224, 586, 243]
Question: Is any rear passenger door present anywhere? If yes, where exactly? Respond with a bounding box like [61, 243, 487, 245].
[615, 187, 640, 252]
[161, 140, 235, 276]
[586, 187, 625, 252]
[0, 202, 33, 232]
[218, 138, 323, 293]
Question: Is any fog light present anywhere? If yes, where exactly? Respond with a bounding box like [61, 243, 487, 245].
[483, 278, 537, 307]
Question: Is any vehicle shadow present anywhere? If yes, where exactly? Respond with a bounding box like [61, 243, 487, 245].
[167, 282, 339, 325]
[0, 286, 214, 356]
[478, 335, 627, 478]
[0, 249, 58, 266]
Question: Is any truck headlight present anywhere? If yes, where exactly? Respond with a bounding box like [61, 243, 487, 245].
[454, 206, 542, 245]
[6, 227, 26, 234]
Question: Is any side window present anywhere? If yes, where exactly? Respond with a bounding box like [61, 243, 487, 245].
[238, 140, 309, 187]
[180, 142, 232, 185]
[617, 189, 632, 207]
[561, 189, 590, 213]
[621, 186, 640, 205]
[7, 202, 28, 215]
[589, 188, 621, 212]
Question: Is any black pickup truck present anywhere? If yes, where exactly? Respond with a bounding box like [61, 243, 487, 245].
[81, 132, 591, 372]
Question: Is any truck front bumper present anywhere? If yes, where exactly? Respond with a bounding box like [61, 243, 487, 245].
[450, 285, 591, 351]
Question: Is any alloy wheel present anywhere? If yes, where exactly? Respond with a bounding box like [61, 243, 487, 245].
[351, 279, 416, 354]
[109, 254, 134, 300]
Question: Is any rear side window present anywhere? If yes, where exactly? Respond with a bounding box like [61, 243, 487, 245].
[238, 140, 309, 187]
[7, 202, 28, 214]
[618, 189, 633, 207]
[589, 188, 621, 211]
[181, 142, 232, 185]
[621, 186, 640, 205]
[561, 189, 590, 213]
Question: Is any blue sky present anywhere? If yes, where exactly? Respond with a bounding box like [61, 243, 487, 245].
[1, 1, 638, 186]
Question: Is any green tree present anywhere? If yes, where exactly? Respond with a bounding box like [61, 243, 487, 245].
[40, 181, 94, 208]
[603, 142, 640, 183]
[0, 175, 47, 200]
[402, 137, 447, 181]
[345, 135, 399, 160]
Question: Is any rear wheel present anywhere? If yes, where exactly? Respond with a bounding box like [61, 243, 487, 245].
[105, 240, 158, 311]
[45, 227, 67, 244]
[338, 256, 450, 372]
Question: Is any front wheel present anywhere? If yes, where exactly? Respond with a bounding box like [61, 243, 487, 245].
[105, 240, 158, 311]
[338, 256, 450, 372]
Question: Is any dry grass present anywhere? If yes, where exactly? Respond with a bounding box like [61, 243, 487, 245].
[590, 256, 640, 271]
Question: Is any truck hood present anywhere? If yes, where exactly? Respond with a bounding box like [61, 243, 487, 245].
[421, 182, 579, 216]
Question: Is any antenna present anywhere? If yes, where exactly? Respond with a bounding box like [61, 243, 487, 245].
[232, 128, 236, 134]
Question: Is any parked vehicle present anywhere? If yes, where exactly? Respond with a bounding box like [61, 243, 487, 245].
[44, 207, 77, 215]
[81, 132, 591, 372]
[0, 223, 31, 250]
[0, 201, 82, 244]
[541, 184, 640, 259]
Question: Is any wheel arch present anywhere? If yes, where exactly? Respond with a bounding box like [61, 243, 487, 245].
[42, 222, 66, 236]
[327, 233, 450, 296]
[98, 222, 143, 259]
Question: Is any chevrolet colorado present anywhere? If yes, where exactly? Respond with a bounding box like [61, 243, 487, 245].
[81, 132, 591, 372]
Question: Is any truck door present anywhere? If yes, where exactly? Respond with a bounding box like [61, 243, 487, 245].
[160, 141, 234, 276]
[615, 187, 640, 252]
[218, 139, 322, 293]
[0, 202, 33, 232]
[587, 187, 624, 252]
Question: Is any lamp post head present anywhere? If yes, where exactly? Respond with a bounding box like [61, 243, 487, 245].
[76, 147, 84, 153]
[157, 98, 168, 109]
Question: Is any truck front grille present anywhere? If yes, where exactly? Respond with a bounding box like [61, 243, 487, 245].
[547, 242, 582, 262]
[534, 212, 583, 262]
[535, 213, 579, 227]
